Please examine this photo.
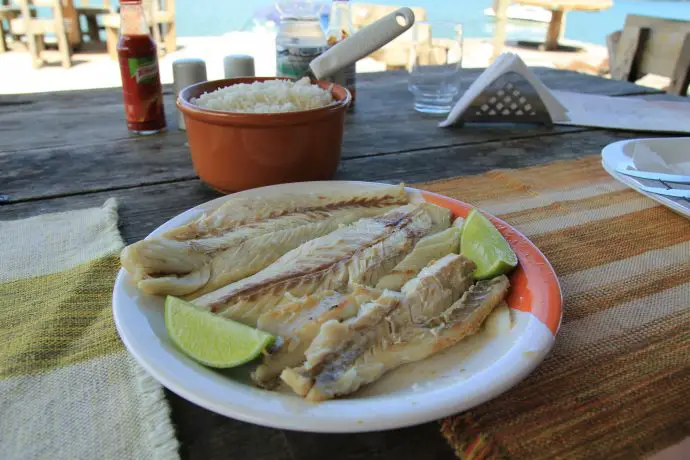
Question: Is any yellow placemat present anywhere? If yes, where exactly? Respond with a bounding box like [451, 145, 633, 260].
[416, 156, 690, 460]
[0, 199, 179, 460]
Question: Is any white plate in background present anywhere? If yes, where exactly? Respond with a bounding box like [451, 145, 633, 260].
[602, 137, 690, 218]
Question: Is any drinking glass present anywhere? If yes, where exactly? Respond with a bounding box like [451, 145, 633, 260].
[407, 22, 463, 114]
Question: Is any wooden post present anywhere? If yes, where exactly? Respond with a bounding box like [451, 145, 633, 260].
[61, 0, 82, 49]
[106, 24, 118, 59]
[36, 34, 45, 54]
[18, 0, 41, 67]
[86, 14, 100, 42]
[545, 9, 564, 51]
[52, 0, 73, 67]
[163, 0, 176, 54]
[0, 2, 11, 52]
[491, 0, 509, 62]
[145, 0, 163, 54]
[0, 18, 7, 53]
[605, 30, 622, 71]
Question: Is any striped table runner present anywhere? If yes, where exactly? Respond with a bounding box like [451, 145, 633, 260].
[0, 200, 179, 460]
[418, 156, 690, 460]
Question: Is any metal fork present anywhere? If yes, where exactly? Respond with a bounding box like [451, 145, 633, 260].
[615, 167, 690, 184]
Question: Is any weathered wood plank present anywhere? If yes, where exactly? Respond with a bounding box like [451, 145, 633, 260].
[5, 83, 683, 204]
[282, 422, 456, 460]
[341, 80, 584, 158]
[633, 92, 690, 101]
[0, 87, 182, 152]
[0, 68, 661, 153]
[0, 133, 195, 203]
[168, 388, 455, 460]
[0, 82, 578, 157]
[0, 124, 592, 203]
[1, 128, 669, 238]
[0, 179, 220, 242]
[7, 92, 689, 205]
[335, 129, 669, 185]
[165, 391, 296, 460]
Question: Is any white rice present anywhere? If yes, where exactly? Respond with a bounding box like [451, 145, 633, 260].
[193, 77, 334, 114]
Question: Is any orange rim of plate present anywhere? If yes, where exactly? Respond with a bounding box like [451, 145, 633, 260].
[420, 189, 563, 336]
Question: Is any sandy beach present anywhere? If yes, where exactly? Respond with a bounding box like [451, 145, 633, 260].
[0, 31, 670, 95]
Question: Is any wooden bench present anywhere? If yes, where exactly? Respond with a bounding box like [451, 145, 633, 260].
[12, 0, 80, 68]
[75, 0, 112, 43]
[610, 14, 690, 96]
[0, 1, 22, 52]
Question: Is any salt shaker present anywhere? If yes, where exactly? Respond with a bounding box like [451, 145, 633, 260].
[172, 58, 207, 130]
[223, 55, 255, 79]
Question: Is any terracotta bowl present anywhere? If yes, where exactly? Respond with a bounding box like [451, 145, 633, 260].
[177, 77, 352, 193]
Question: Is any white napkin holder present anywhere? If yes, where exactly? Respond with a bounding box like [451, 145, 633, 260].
[440, 53, 690, 134]
[440, 53, 568, 128]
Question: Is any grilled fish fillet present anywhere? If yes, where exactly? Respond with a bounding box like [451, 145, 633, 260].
[192, 203, 451, 327]
[282, 267, 508, 402]
[281, 254, 474, 397]
[252, 285, 381, 387]
[376, 227, 461, 291]
[280, 291, 404, 397]
[396, 253, 475, 323]
[120, 185, 409, 297]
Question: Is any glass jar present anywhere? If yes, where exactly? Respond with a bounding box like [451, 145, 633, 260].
[275, 16, 327, 79]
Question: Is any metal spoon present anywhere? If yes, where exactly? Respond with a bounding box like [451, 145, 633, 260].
[302, 7, 416, 81]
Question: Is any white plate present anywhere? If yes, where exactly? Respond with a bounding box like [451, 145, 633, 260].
[602, 137, 690, 218]
[113, 181, 557, 433]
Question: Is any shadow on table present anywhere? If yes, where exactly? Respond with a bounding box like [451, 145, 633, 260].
[166, 390, 456, 460]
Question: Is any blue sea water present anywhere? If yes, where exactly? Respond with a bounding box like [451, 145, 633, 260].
[175, 0, 690, 45]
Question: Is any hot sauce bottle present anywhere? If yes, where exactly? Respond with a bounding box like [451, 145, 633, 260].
[117, 0, 166, 134]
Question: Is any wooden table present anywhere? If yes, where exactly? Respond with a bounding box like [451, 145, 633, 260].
[0, 69, 684, 459]
[513, 0, 613, 50]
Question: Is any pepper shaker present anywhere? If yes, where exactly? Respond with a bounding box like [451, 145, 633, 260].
[172, 58, 207, 130]
[223, 55, 255, 79]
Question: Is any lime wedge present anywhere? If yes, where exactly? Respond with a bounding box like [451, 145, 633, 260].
[460, 208, 518, 280]
[165, 296, 274, 368]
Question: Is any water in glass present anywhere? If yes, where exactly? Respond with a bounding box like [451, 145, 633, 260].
[408, 22, 463, 114]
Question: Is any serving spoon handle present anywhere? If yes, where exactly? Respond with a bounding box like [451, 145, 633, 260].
[305, 7, 416, 81]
